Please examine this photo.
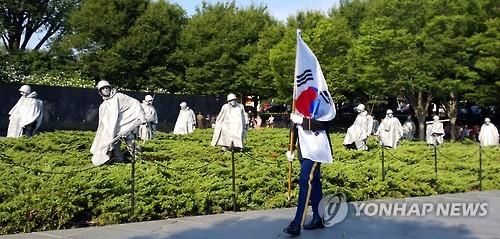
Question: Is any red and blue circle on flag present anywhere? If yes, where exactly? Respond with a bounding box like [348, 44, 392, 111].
[296, 87, 320, 118]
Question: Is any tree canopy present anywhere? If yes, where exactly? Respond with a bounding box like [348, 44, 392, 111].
[175, 2, 277, 97]
[0, 0, 78, 53]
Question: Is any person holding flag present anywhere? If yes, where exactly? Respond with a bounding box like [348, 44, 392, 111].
[283, 29, 336, 237]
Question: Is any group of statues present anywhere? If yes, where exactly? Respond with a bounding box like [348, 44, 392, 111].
[5, 85, 499, 164]
[343, 103, 499, 150]
[88, 82, 249, 165]
[342, 104, 413, 150]
[6, 82, 211, 165]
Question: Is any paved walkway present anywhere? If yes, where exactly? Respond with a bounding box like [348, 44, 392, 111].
[2, 191, 499, 239]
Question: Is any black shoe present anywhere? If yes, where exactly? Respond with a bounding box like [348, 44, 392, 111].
[303, 218, 325, 230]
[283, 221, 301, 236]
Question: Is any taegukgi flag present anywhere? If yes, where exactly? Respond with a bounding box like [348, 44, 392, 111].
[294, 29, 336, 163]
[294, 29, 336, 121]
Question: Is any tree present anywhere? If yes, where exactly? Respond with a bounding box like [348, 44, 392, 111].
[348, 0, 440, 140]
[421, 14, 478, 140]
[66, 0, 148, 52]
[0, 0, 78, 53]
[331, 0, 368, 37]
[464, 0, 500, 109]
[268, 10, 327, 104]
[237, 24, 284, 99]
[311, 15, 356, 103]
[467, 18, 500, 107]
[63, 0, 186, 90]
[176, 2, 276, 96]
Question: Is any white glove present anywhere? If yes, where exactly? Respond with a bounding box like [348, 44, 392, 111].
[286, 151, 295, 162]
[290, 113, 303, 124]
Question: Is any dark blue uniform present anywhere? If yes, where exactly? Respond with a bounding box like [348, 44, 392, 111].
[284, 118, 332, 236]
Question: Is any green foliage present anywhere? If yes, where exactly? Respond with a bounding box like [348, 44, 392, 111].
[0, 48, 87, 86]
[311, 15, 356, 103]
[466, 17, 500, 106]
[67, 0, 149, 51]
[62, 0, 187, 91]
[0, 0, 78, 52]
[237, 24, 285, 99]
[268, 27, 295, 104]
[0, 129, 498, 234]
[348, 0, 438, 102]
[176, 2, 277, 96]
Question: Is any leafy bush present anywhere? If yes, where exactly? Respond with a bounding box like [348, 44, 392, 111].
[0, 129, 498, 234]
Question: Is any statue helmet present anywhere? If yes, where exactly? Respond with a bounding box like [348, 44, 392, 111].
[19, 85, 32, 94]
[227, 93, 237, 102]
[145, 95, 154, 102]
[485, 117, 491, 123]
[180, 102, 187, 108]
[97, 80, 111, 90]
[386, 109, 393, 115]
[356, 104, 365, 112]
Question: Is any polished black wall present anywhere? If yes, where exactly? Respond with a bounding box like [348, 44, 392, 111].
[0, 83, 224, 135]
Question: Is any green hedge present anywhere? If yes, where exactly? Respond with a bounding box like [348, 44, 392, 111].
[0, 129, 498, 234]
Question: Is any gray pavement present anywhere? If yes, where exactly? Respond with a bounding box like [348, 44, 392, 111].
[1, 190, 499, 239]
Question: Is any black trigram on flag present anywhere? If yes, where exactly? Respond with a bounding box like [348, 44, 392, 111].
[319, 90, 331, 104]
[296, 69, 313, 87]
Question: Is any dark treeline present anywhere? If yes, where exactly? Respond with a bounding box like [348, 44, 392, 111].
[1, 0, 499, 140]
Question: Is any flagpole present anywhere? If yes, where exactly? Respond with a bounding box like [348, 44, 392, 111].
[288, 29, 301, 202]
[288, 99, 296, 202]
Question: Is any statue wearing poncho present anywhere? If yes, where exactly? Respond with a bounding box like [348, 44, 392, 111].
[90, 81, 145, 166]
[426, 116, 445, 145]
[343, 104, 373, 150]
[7, 85, 43, 138]
[478, 118, 499, 147]
[173, 102, 195, 134]
[211, 93, 247, 150]
[402, 116, 416, 140]
[376, 109, 403, 148]
[138, 95, 158, 141]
